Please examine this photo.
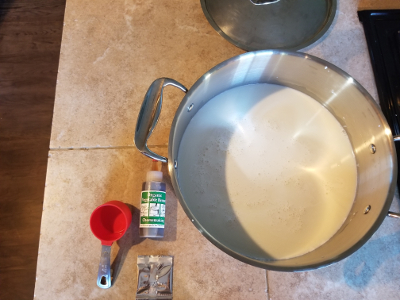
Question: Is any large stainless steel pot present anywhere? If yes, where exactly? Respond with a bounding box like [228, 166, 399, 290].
[135, 51, 398, 271]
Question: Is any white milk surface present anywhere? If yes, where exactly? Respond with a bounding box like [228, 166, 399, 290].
[177, 83, 357, 260]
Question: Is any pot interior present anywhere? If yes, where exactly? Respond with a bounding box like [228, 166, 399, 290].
[168, 51, 397, 270]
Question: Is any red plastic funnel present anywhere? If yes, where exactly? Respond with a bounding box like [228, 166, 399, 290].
[90, 200, 132, 289]
[90, 200, 132, 245]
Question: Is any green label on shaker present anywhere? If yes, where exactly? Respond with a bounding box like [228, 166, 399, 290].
[140, 191, 166, 228]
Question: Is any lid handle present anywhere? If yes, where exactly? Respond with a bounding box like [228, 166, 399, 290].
[249, 0, 280, 5]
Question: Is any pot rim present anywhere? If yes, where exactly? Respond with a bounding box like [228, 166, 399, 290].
[167, 50, 398, 271]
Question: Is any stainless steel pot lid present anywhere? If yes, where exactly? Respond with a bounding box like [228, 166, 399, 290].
[200, 0, 337, 51]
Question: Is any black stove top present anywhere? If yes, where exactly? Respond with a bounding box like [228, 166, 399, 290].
[359, 10, 400, 186]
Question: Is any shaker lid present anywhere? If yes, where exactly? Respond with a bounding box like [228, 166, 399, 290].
[200, 0, 337, 51]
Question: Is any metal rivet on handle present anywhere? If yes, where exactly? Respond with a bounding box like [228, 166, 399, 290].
[174, 160, 178, 169]
[364, 205, 371, 214]
[370, 144, 376, 154]
[188, 103, 194, 112]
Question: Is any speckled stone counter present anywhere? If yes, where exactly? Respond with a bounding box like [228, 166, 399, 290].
[34, 0, 400, 299]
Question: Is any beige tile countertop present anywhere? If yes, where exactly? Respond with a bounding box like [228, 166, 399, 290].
[35, 0, 400, 299]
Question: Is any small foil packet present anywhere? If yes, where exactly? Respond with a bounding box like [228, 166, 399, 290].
[136, 255, 173, 300]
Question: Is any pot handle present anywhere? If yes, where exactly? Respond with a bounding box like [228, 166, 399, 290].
[388, 211, 400, 218]
[388, 135, 400, 218]
[135, 78, 187, 162]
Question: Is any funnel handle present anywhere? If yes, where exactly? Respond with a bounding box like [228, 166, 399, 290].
[97, 245, 112, 289]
